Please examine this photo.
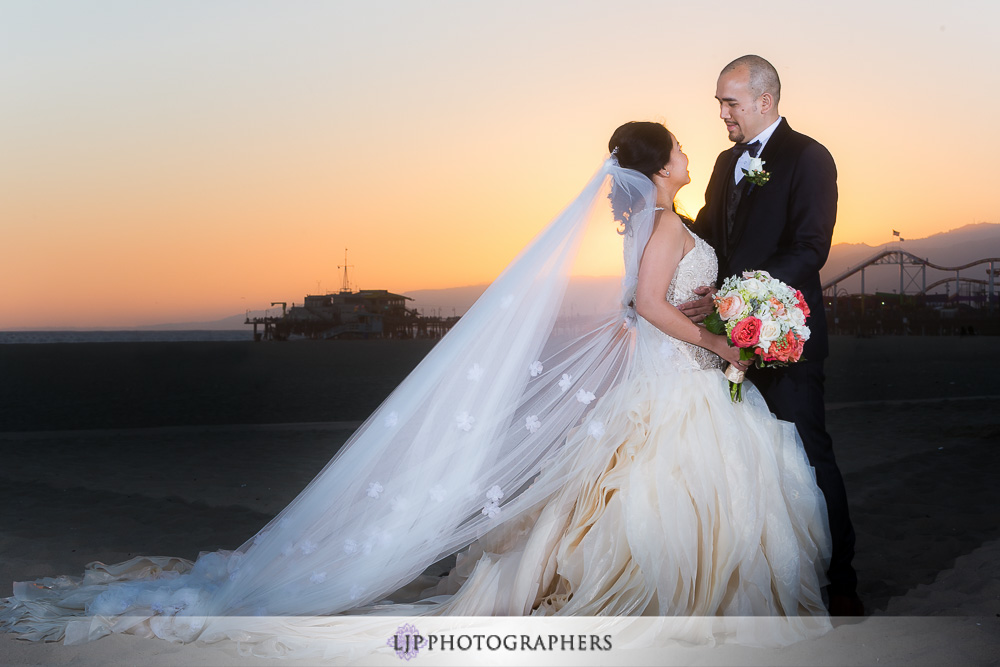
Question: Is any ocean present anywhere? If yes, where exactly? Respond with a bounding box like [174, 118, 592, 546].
[0, 330, 252, 344]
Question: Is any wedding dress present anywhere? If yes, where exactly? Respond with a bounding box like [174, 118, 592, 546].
[0, 157, 831, 656]
[419, 229, 830, 620]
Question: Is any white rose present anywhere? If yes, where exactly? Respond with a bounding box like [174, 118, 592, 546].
[742, 277, 767, 299]
[789, 307, 806, 327]
[748, 157, 765, 173]
[758, 319, 782, 344]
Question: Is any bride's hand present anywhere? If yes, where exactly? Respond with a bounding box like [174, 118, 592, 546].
[711, 335, 748, 369]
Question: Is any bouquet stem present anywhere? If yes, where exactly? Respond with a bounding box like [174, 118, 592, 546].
[724, 364, 745, 402]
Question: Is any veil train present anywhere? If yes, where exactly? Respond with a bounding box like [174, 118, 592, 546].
[2, 158, 676, 651]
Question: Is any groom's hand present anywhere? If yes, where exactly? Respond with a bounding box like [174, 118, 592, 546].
[677, 286, 717, 323]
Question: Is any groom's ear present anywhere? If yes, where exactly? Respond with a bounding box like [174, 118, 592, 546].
[759, 92, 775, 114]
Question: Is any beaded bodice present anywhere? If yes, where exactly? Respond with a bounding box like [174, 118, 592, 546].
[635, 227, 725, 372]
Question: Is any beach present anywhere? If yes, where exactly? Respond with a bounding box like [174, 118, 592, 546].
[1, 335, 998, 665]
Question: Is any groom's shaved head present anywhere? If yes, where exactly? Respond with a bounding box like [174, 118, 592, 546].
[716, 55, 782, 143]
[722, 55, 780, 105]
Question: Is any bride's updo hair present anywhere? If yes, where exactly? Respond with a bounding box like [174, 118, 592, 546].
[608, 121, 674, 178]
[608, 121, 691, 229]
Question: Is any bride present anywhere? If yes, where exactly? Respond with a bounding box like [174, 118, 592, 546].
[1, 121, 831, 654]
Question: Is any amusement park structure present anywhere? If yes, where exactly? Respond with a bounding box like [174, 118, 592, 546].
[820, 243, 999, 334]
[823, 248, 999, 314]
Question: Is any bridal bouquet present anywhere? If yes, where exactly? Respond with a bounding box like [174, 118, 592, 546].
[704, 270, 811, 401]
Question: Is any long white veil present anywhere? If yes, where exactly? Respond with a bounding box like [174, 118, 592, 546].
[2, 157, 661, 646]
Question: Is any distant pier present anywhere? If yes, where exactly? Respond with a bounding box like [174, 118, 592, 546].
[246, 289, 459, 341]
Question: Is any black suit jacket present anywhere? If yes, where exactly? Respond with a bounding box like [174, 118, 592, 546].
[693, 118, 837, 360]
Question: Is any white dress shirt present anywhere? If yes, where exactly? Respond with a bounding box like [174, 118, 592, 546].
[734, 116, 783, 184]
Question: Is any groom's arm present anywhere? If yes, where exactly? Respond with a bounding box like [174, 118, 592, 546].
[759, 142, 837, 285]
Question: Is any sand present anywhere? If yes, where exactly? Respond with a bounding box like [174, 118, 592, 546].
[1, 335, 998, 665]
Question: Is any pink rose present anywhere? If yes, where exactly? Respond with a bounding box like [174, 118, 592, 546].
[731, 317, 762, 348]
[794, 290, 810, 318]
[787, 332, 805, 362]
[768, 297, 785, 317]
[755, 341, 777, 362]
[768, 331, 802, 363]
[715, 294, 745, 321]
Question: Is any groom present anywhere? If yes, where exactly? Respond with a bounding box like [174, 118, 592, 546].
[682, 55, 863, 615]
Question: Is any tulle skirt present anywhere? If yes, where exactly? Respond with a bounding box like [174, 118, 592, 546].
[424, 365, 831, 622]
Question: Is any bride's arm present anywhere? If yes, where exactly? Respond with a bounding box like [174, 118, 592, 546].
[634, 212, 742, 367]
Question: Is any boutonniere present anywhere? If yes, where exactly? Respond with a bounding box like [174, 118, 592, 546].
[742, 157, 771, 187]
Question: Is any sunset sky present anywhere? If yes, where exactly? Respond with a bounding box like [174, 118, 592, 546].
[2, 1, 997, 328]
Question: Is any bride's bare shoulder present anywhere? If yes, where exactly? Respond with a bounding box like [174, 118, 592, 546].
[649, 210, 690, 244]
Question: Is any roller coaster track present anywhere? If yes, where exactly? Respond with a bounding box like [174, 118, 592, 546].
[822, 247, 1000, 296]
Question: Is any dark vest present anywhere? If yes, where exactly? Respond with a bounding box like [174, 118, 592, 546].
[724, 161, 747, 242]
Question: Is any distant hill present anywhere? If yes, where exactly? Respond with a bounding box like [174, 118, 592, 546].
[403, 276, 622, 319]
[401, 284, 491, 317]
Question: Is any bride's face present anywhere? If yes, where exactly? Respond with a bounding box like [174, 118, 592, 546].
[657, 135, 691, 203]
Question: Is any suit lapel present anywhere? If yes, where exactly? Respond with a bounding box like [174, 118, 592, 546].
[728, 118, 791, 255]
